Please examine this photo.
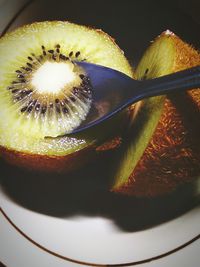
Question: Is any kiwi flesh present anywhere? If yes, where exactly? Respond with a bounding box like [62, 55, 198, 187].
[0, 21, 133, 171]
[111, 31, 200, 197]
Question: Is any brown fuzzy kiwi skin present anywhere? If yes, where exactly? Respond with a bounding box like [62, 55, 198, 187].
[0, 132, 124, 172]
[0, 144, 96, 173]
[0, 136, 123, 173]
[113, 32, 200, 197]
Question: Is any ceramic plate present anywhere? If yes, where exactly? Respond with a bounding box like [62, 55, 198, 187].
[0, 0, 200, 266]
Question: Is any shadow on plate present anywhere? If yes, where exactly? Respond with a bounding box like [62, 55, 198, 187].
[1, 155, 199, 233]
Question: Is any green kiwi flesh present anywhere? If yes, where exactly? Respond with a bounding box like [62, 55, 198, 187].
[111, 32, 175, 189]
[0, 21, 133, 158]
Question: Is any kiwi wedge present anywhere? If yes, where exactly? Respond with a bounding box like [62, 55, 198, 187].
[0, 21, 133, 172]
[111, 31, 200, 197]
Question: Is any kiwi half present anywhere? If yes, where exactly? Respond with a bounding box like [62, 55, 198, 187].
[111, 31, 200, 197]
[0, 21, 133, 171]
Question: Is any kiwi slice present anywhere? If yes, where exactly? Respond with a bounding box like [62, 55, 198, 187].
[0, 21, 133, 170]
[111, 31, 200, 196]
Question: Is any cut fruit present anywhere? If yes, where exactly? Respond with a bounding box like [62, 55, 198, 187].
[0, 21, 133, 171]
[111, 31, 200, 197]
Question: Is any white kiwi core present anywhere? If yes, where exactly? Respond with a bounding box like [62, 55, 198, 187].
[31, 61, 76, 94]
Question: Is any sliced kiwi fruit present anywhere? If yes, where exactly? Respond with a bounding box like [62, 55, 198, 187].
[111, 31, 200, 197]
[0, 21, 133, 171]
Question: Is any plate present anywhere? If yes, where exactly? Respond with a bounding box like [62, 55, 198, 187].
[1, 213, 200, 267]
[0, 0, 200, 266]
[0, 177, 200, 266]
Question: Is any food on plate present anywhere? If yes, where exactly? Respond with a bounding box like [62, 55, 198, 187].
[0, 21, 199, 198]
[111, 31, 200, 197]
[0, 21, 133, 172]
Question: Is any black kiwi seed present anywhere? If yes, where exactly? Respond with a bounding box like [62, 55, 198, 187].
[64, 98, 69, 104]
[21, 106, 28, 113]
[21, 66, 31, 72]
[73, 87, 79, 96]
[56, 105, 61, 113]
[35, 103, 40, 111]
[62, 107, 68, 114]
[25, 67, 32, 72]
[41, 45, 45, 50]
[75, 51, 80, 58]
[28, 56, 33, 61]
[16, 91, 26, 100]
[69, 51, 73, 57]
[30, 99, 37, 105]
[55, 44, 60, 48]
[24, 89, 33, 95]
[17, 74, 25, 79]
[7, 86, 14, 90]
[79, 74, 85, 79]
[27, 63, 33, 68]
[82, 77, 89, 85]
[21, 89, 29, 95]
[20, 79, 26, 83]
[15, 95, 23, 101]
[141, 68, 149, 80]
[59, 54, 68, 61]
[41, 105, 47, 114]
[69, 96, 76, 102]
[48, 50, 54, 54]
[16, 70, 22, 74]
[43, 51, 47, 56]
[52, 54, 57, 61]
[12, 89, 19, 94]
[55, 99, 61, 113]
[27, 100, 37, 112]
[27, 105, 33, 112]
[56, 48, 60, 53]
